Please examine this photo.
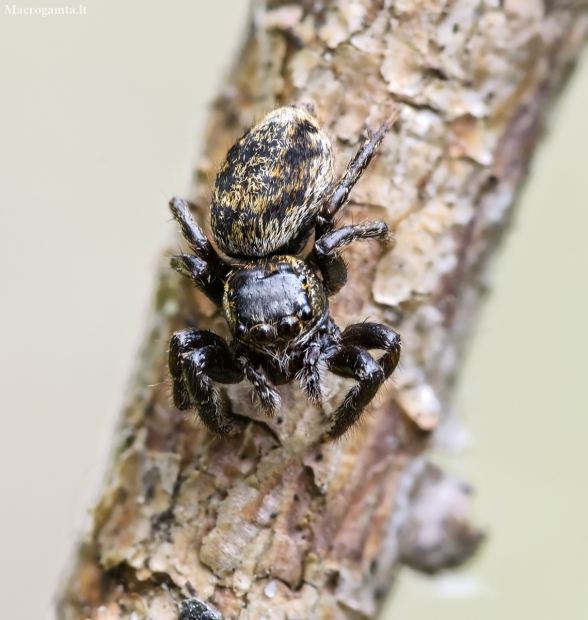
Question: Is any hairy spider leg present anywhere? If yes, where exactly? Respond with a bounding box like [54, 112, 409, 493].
[324, 345, 385, 440]
[340, 322, 401, 378]
[296, 339, 327, 405]
[171, 254, 225, 306]
[323, 322, 401, 440]
[169, 197, 231, 279]
[312, 111, 398, 294]
[313, 221, 389, 295]
[316, 109, 400, 235]
[237, 358, 281, 418]
[169, 329, 244, 435]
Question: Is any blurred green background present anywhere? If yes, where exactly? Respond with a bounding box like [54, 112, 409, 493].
[1, 2, 587, 619]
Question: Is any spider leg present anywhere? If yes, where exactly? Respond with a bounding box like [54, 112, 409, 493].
[296, 340, 325, 405]
[169, 329, 244, 435]
[324, 344, 385, 440]
[169, 197, 231, 278]
[171, 254, 225, 306]
[237, 358, 281, 418]
[313, 221, 389, 295]
[341, 322, 401, 378]
[317, 110, 399, 235]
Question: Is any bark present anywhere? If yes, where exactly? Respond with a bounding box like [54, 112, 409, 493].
[54, 2, 587, 619]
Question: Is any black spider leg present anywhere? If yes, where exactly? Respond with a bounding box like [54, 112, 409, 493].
[235, 356, 281, 418]
[340, 322, 401, 378]
[323, 323, 401, 440]
[171, 254, 225, 306]
[295, 331, 334, 405]
[316, 109, 400, 236]
[169, 329, 244, 435]
[323, 345, 384, 441]
[311, 111, 399, 295]
[313, 222, 389, 295]
[169, 197, 230, 276]
[297, 340, 324, 404]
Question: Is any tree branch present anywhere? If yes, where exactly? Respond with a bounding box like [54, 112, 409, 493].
[54, 2, 587, 619]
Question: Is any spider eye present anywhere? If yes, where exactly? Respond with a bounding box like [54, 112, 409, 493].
[278, 316, 301, 339]
[250, 323, 276, 345]
[298, 305, 313, 321]
[236, 323, 247, 336]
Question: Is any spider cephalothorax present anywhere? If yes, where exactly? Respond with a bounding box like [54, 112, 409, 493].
[223, 256, 327, 351]
[168, 105, 401, 440]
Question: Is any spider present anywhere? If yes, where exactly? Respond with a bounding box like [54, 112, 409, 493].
[168, 105, 401, 440]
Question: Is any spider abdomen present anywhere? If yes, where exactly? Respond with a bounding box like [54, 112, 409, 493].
[210, 106, 335, 259]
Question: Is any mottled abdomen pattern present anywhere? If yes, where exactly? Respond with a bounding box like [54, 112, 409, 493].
[210, 106, 336, 258]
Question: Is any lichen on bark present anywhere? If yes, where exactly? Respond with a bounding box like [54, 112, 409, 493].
[54, 1, 587, 619]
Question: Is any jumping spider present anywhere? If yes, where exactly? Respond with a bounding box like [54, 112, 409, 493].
[168, 105, 401, 440]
